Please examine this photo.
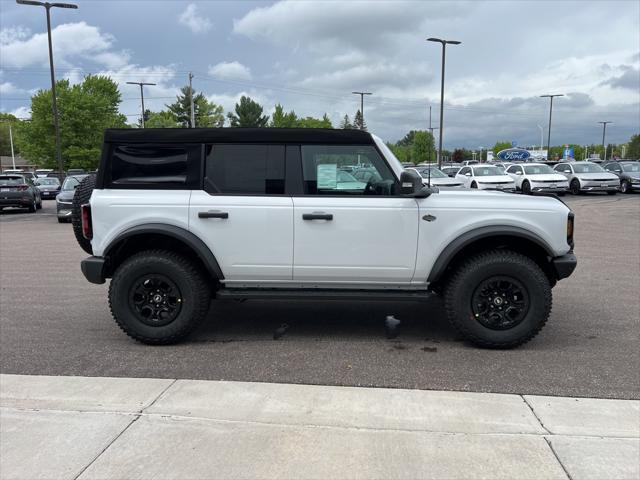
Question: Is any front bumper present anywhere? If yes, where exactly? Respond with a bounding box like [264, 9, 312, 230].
[56, 201, 73, 218]
[478, 184, 516, 192]
[580, 182, 619, 192]
[530, 183, 569, 193]
[551, 253, 577, 280]
[81, 256, 106, 284]
[39, 190, 60, 199]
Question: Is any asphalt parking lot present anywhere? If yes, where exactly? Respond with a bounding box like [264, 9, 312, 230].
[1, 195, 638, 399]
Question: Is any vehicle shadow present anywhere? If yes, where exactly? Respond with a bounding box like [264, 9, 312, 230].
[193, 296, 457, 344]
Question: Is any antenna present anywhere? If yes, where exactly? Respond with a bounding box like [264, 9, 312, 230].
[428, 163, 431, 187]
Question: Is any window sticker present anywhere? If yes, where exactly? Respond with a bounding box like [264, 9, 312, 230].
[317, 164, 338, 189]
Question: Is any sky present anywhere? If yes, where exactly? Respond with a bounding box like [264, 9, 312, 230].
[0, 0, 639, 149]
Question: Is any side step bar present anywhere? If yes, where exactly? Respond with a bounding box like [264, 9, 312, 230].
[216, 288, 433, 302]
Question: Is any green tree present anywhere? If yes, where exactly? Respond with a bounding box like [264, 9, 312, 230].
[145, 110, 179, 128]
[397, 131, 417, 147]
[388, 143, 411, 163]
[270, 104, 298, 128]
[353, 109, 367, 131]
[17, 75, 127, 170]
[297, 114, 332, 128]
[0, 113, 20, 156]
[340, 114, 353, 129]
[167, 86, 224, 128]
[627, 134, 640, 159]
[492, 141, 512, 155]
[227, 96, 269, 127]
[411, 131, 432, 164]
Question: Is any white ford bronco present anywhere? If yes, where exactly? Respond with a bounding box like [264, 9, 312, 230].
[77, 128, 576, 348]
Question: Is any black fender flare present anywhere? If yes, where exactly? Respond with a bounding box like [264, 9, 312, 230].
[104, 223, 224, 280]
[427, 225, 555, 283]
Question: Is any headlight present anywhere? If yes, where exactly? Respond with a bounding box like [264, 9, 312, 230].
[631, 178, 640, 184]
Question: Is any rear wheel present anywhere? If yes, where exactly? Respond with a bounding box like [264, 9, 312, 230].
[109, 250, 211, 345]
[570, 179, 581, 195]
[27, 199, 36, 213]
[443, 250, 552, 349]
[72, 174, 96, 254]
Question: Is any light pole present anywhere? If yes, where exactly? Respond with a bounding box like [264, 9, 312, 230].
[478, 146, 484, 163]
[540, 94, 564, 159]
[126, 81, 156, 128]
[352, 91, 372, 129]
[427, 37, 461, 169]
[16, 0, 78, 174]
[598, 121, 611, 161]
[537, 124, 544, 152]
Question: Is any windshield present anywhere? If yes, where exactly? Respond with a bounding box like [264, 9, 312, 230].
[0, 176, 25, 186]
[38, 178, 60, 186]
[573, 163, 604, 173]
[416, 168, 447, 179]
[472, 166, 503, 176]
[62, 176, 85, 191]
[622, 163, 640, 172]
[524, 165, 555, 175]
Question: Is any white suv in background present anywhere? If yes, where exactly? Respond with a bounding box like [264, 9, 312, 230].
[455, 165, 516, 191]
[74, 128, 576, 349]
[506, 163, 569, 195]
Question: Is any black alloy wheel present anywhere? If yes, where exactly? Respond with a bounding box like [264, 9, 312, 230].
[522, 181, 531, 195]
[471, 276, 529, 330]
[570, 179, 581, 195]
[128, 274, 183, 327]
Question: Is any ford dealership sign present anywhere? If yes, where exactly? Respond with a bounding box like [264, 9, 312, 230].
[497, 148, 531, 161]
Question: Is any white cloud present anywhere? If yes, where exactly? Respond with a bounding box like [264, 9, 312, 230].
[0, 26, 31, 45]
[0, 82, 22, 95]
[179, 4, 212, 34]
[0, 22, 128, 70]
[9, 106, 31, 119]
[208, 61, 252, 81]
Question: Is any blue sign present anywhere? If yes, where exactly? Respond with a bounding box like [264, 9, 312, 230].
[497, 148, 531, 161]
[563, 146, 575, 159]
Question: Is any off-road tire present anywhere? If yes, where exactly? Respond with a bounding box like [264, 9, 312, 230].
[109, 250, 210, 345]
[570, 179, 581, 195]
[443, 249, 552, 349]
[521, 181, 531, 195]
[72, 174, 96, 254]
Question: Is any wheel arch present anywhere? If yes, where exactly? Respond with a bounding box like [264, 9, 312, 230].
[427, 226, 556, 287]
[102, 224, 224, 282]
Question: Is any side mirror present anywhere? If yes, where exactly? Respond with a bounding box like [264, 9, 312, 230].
[465, 172, 471, 176]
[399, 170, 423, 195]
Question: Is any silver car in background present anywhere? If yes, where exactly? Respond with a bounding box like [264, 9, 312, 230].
[553, 161, 619, 195]
[407, 166, 464, 188]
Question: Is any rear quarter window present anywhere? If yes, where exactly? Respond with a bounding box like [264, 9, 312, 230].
[106, 144, 201, 189]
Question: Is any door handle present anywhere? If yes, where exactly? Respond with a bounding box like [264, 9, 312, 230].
[302, 212, 333, 221]
[198, 210, 229, 219]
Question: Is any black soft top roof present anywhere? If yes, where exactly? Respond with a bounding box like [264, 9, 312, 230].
[103, 128, 374, 145]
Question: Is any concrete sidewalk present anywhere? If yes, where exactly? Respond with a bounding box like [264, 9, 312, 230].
[0, 374, 638, 480]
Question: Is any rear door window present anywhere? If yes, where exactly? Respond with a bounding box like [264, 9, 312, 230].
[204, 144, 285, 195]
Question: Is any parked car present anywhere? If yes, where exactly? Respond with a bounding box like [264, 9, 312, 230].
[505, 163, 569, 195]
[455, 165, 517, 192]
[66, 168, 86, 176]
[407, 166, 464, 188]
[553, 162, 619, 195]
[602, 161, 640, 193]
[56, 174, 88, 222]
[441, 165, 462, 177]
[35, 177, 61, 199]
[0, 174, 42, 212]
[35, 169, 53, 178]
[352, 166, 382, 184]
[491, 162, 515, 173]
[77, 128, 576, 349]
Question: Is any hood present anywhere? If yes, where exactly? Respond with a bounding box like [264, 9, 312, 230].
[575, 172, 618, 181]
[474, 175, 515, 183]
[526, 174, 568, 182]
[56, 190, 75, 201]
[424, 177, 464, 187]
[622, 172, 640, 180]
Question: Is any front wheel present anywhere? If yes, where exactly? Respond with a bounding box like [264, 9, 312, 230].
[620, 180, 630, 193]
[109, 250, 211, 345]
[570, 179, 581, 195]
[471, 182, 478, 189]
[443, 250, 552, 349]
[521, 181, 531, 195]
